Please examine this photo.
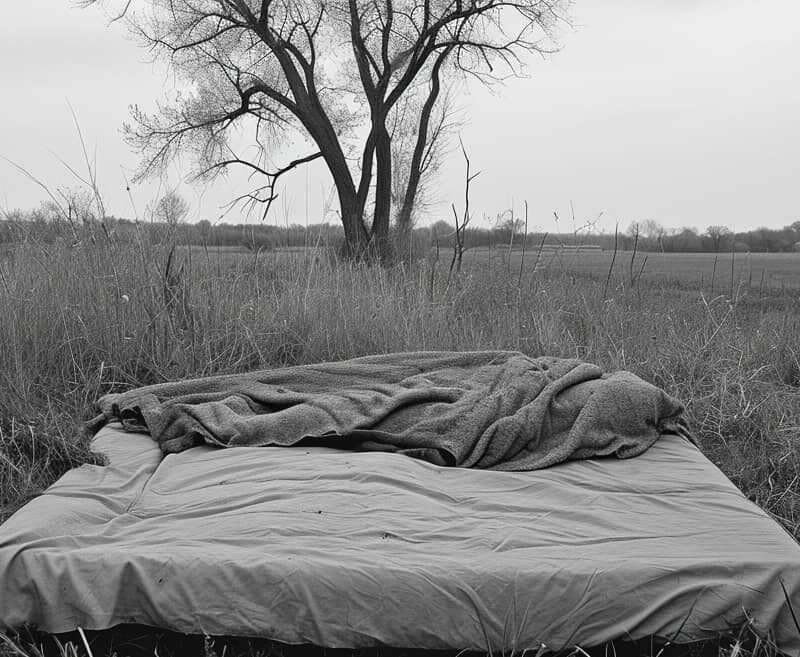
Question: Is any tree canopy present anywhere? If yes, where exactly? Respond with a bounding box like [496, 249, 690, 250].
[84, 0, 569, 259]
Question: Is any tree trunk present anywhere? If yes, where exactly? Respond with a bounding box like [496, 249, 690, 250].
[396, 50, 450, 254]
[371, 122, 393, 262]
[338, 191, 370, 258]
[319, 138, 370, 258]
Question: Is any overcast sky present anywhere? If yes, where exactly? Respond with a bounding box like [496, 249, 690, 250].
[1, 1, 798, 234]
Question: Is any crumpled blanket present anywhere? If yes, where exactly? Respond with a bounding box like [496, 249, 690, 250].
[88, 351, 691, 470]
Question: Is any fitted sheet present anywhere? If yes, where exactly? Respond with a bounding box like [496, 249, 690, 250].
[0, 424, 798, 654]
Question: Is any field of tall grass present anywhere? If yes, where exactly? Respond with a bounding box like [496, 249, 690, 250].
[0, 221, 798, 657]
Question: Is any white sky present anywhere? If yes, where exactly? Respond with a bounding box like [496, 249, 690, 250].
[0, 1, 798, 234]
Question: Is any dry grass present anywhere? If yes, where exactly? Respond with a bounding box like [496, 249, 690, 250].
[0, 619, 793, 657]
[0, 223, 798, 656]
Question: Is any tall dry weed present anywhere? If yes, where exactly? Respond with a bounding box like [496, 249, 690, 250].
[2, 233, 799, 530]
[1, 229, 799, 656]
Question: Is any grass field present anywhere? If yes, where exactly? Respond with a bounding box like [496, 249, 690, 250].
[467, 246, 800, 292]
[0, 229, 798, 657]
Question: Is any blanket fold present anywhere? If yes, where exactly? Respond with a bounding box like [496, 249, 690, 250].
[89, 351, 691, 470]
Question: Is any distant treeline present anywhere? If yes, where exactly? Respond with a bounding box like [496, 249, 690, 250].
[2, 210, 799, 254]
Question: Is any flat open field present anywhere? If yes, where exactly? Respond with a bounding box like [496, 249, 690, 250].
[168, 244, 800, 293]
[468, 248, 800, 292]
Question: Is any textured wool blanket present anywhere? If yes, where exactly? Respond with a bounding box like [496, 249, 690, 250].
[89, 351, 691, 470]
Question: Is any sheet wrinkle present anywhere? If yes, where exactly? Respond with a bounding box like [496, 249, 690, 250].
[90, 351, 689, 470]
[122, 459, 167, 515]
[2, 428, 800, 652]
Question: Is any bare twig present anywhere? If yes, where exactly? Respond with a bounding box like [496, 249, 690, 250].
[603, 222, 619, 301]
[518, 200, 528, 288]
[447, 136, 479, 285]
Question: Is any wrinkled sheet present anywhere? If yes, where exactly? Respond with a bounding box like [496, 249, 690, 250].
[89, 351, 689, 470]
[1, 424, 799, 654]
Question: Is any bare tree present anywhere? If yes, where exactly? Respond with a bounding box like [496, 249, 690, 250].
[640, 219, 665, 250]
[83, 0, 568, 260]
[153, 189, 190, 225]
[627, 219, 665, 251]
[705, 225, 732, 253]
[389, 82, 461, 240]
[495, 211, 524, 240]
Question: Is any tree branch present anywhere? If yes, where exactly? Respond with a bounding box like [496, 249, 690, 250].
[211, 151, 324, 220]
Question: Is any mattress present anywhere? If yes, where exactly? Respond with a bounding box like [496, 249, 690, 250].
[1, 423, 798, 654]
